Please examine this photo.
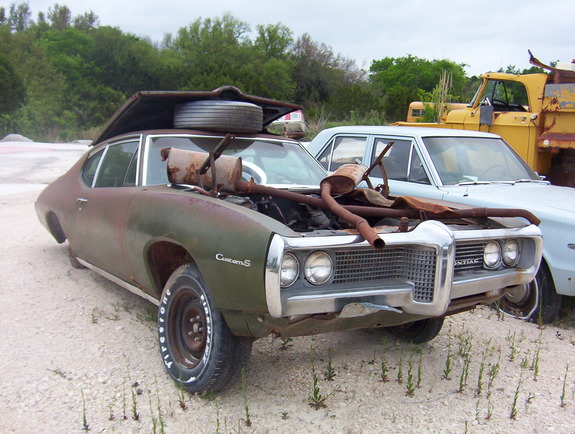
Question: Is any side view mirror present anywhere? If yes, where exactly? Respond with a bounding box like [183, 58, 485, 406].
[479, 105, 494, 126]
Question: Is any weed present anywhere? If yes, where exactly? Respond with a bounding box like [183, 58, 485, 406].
[48, 368, 70, 380]
[81, 390, 90, 431]
[148, 390, 158, 434]
[309, 348, 328, 410]
[396, 350, 404, 384]
[458, 357, 471, 393]
[215, 398, 221, 434]
[520, 354, 529, 369]
[510, 375, 522, 420]
[176, 376, 188, 410]
[405, 360, 415, 396]
[525, 392, 535, 413]
[443, 348, 452, 380]
[476, 349, 487, 396]
[131, 382, 140, 421]
[487, 353, 501, 395]
[136, 306, 157, 323]
[279, 337, 293, 350]
[458, 333, 473, 360]
[506, 331, 517, 362]
[416, 354, 423, 389]
[241, 368, 252, 427]
[531, 347, 540, 381]
[560, 364, 569, 407]
[122, 380, 128, 420]
[107, 393, 116, 421]
[485, 394, 494, 420]
[90, 307, 101, 324]
[324, 348, 336, 381]
[281, 411, 289, 420]
[379, 338, 389, 382]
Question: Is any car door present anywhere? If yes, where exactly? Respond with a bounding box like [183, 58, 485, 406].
[74, 138, 140, 281]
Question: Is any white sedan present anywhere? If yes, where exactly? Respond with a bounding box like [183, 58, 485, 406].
[308, 125, 575, 323]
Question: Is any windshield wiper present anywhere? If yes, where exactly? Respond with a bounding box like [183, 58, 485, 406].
[456, 181, 491, 186]
[510, 179, 549, 184]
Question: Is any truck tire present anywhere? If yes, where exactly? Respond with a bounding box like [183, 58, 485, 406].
[386, 317, 444, 344]
[174, 100, 263, 133]
[158, 264, 252, 393]
[497, 263, 563, 324]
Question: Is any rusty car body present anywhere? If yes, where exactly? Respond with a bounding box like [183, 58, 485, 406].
[36, 86, 543, 393]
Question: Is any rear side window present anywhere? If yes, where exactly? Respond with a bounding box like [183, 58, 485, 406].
[317, 136, 368, 171]
[82, 149, 104, 187]
[94, 141, 139, 187]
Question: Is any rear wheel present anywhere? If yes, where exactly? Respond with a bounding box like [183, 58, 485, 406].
[158, 264, 252, 394]
[497, 264, 562, 324]
[386, 317, 445, 344]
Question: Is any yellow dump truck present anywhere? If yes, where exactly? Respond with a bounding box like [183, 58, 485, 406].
[398, 53, 575, 187]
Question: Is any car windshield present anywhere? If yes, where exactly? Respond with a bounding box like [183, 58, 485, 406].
[422, 136, 540, 185]
[145, 135, 327, 187]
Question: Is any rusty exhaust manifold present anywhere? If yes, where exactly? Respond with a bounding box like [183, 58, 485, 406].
[164, 149, 540, 250]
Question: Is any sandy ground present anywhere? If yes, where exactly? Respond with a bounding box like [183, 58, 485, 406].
[1, 142, 574, 433]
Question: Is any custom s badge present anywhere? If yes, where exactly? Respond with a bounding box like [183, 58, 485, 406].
[215, 253, 251, 268]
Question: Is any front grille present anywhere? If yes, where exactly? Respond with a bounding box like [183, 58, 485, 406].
[333, 247, 436, 302]
[454, 243, 485, 273]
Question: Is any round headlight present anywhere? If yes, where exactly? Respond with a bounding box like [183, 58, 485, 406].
[484, 241, 501, 269]
[280, 253, 299, 287]
[502, 240, 520, 267]
[304, 251, 333, 285]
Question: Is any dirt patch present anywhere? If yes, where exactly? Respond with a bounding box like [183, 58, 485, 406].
[1, 191, 574, 433]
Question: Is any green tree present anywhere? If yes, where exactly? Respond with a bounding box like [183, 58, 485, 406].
[0, 53, 26, 114]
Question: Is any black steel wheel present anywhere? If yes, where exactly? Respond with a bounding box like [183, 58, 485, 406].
[497, 263, 563, 324]
[158, 264, 252, 393]
[386, 317, 445, 344]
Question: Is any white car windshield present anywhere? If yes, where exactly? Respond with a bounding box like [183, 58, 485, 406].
[423, 136, 540, 185]
[145, 134, 327, 187]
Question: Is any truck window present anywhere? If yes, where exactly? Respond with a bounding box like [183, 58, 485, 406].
[480, 80, 529, 111]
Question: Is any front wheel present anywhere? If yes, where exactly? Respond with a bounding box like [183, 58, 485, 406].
[497, 264, 562, 324]
[158, 264, 252, 394]
[386, 317, 444, 344]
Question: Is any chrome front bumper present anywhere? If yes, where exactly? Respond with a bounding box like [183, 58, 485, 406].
[265, 221, 542, 319]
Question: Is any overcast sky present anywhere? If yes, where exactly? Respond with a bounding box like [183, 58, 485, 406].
[18, 0, 575, 76]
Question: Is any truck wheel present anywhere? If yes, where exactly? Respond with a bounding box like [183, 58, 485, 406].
[158, 264, 252, 394]
[497, 264, 563, 324]
[386, 317, 444, 344]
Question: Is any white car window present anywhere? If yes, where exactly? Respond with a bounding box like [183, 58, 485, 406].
[317, 136, 368, 171]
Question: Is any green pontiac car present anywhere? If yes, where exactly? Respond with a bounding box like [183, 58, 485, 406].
[36, 86, 543, 393]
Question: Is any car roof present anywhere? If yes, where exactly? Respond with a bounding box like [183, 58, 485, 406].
[94, 86, 302, 144]
[310, 125, 501, 144]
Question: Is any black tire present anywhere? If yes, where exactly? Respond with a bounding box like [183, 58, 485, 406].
[386, 317, 444, 344]
[174, 100, 263, 133]
[68, 246, 86, 269]
[158, 264, 252, 394]
[497, 263, 563, 324]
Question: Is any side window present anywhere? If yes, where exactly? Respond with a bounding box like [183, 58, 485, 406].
[408, 151, 430, 184]
[317, 136, 368, 171]
[82, 149, 104, 187]
[371, 138, 411, 180]
[94, 141, 139, 188]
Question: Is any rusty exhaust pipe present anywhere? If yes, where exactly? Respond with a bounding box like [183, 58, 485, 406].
[319, 165, 385, 249]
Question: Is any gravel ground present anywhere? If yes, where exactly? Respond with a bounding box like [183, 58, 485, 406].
[1, 144, 574, 433]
